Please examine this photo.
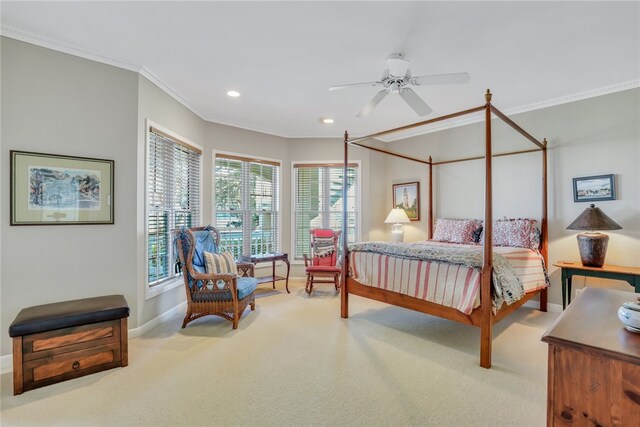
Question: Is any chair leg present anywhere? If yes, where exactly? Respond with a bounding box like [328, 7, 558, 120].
[335, 274, 340, 292]
[181, 309, 191, 328]
[305, 275, 312, 294]
[250, 301, 256, 311]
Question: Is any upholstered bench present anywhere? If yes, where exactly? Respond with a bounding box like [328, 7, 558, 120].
[9, 295, 129, 395]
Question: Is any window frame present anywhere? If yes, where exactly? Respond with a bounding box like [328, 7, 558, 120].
[212, 149, 282, 258]
[144, 119, 203, 299]
[290, 160, 361, 264]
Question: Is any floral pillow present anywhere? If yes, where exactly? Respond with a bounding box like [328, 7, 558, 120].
[432, 218, 482, 244]
[491, 218, 539, 250]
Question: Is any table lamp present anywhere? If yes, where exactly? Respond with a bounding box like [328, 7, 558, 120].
[566, 203, 622, 267]
[385, 208, 411, 242]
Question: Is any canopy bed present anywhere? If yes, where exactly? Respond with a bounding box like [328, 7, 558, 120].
[340, 90, 549, 369]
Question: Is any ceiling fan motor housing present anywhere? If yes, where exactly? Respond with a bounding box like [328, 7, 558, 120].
[387, 53, 410, 78]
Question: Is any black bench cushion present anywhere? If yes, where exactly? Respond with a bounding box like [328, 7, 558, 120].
[9, 295, 129, 337]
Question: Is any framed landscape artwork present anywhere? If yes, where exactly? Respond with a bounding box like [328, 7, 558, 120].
[573, 174, 615, 202]
[10, 150, 114, 225]
[393, 181, 420, 221]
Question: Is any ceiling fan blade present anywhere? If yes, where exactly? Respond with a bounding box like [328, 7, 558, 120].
[356, 90, 388, 117]
[329, 81, 380, 91]
[400, 88, 432, 116]
[411, 72, 471, 86]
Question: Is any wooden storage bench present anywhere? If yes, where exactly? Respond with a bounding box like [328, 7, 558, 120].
[9, 295, 129, 395]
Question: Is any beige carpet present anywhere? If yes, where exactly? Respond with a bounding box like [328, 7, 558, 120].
[1, 279, 557, 426]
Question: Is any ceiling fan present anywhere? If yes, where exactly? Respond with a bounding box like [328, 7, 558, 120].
[329, 53, 470, 117]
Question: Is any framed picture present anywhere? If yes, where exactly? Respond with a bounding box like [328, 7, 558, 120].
[10, 150, 114, 225]
[393, 181, 420, 221]
[573, 174, 615, 203]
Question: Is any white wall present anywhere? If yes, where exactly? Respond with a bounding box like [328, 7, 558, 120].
[385, 88, 640, 306]
[1, 38, 139, 355]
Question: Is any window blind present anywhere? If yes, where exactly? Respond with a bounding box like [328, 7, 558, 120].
[293, 163, 359, 260]
[147, 130, 201, 285]
[215, 153, 280, 258]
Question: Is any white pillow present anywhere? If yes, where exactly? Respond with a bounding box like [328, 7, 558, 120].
[204, 251, 238, 275]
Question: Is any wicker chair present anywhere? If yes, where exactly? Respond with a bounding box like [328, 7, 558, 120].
[303, 229, 342, 296]
[174, 226, 257, 329]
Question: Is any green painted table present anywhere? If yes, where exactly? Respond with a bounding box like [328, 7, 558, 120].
[554, 261, 640, 309]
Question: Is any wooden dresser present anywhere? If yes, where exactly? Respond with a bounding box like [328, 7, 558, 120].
[542, 288, 640, 426]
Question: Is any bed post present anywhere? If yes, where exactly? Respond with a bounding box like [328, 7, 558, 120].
[428, 156, 433, 240]
[341, 130, 349, 318]
[480, 89, 493, 369]
[539, 138, 549, 312]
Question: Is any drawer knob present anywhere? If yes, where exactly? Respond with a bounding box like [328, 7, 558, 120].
[72, 361, 80, 370]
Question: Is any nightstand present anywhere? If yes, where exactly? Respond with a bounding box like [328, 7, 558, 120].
[554, 261, 640, 309]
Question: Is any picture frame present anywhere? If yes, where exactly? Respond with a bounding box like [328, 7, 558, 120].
[573, 174, 615, 203]
[10, 150, 114, 225]
[392, 181, 420, 221]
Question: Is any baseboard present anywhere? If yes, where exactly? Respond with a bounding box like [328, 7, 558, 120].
[1, 301, 187, 374]
[1, 353, 13, 375]
[523, 300, 562, 313]
[128, 301, 187, 338]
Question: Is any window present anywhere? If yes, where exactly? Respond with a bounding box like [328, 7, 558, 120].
[147, 125, 201, 285]
[214, 153, 280, 259]
[292, 162, 359, 260]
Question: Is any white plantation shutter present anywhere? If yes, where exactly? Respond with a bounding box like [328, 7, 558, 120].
[147, 129, 201, 285]
[293, 163, 359, 260]
[215, 153, 280, 258]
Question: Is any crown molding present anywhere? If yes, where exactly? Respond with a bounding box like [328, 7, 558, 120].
[380, 80, 640, 142]
[1, 26, 290, 139]
[2, 26, 637, 142]
[0, 25, 142, 72]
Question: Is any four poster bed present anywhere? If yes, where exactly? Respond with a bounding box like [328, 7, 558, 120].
[340, 90, 549, 369]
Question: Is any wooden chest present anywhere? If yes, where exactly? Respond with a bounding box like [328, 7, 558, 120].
[9, 295, 129, 395]
[542, 288, 640, 426]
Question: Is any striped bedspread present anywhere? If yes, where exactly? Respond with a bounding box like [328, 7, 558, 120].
[348, 241, 548, 315]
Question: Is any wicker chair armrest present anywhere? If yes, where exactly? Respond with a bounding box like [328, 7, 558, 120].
[190, 272, 238, 291]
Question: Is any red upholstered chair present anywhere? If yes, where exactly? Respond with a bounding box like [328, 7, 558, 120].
[303, 229, 341, 295]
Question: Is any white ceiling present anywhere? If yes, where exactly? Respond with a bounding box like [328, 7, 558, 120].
[2, 1, 639, 140]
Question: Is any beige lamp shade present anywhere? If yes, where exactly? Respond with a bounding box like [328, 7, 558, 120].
[384, 208, 411, 224]
[385, 208, 410, 243]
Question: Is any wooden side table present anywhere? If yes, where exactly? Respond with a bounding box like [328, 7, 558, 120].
[554, 261, 640, 309]
[541, 288, 640, 426]
[238, 253, 291, 293]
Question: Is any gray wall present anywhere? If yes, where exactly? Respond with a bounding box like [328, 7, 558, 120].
[2, 36, 638, 357]
[1, 38, 139, 354]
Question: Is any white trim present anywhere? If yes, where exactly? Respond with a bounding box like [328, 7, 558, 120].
[128, 301, 187, 338]
[0, 25, 142, 72]
[144, 120, 203, 300]
[212, 149, 283, 255]
[379, 80, 640, 142]
[523, 300, 562, 313]
[3, 25, 636, 141]
[1, 354, 12, 375]
[290, 160, 362, 261]
[146, 277, 184, 300]
[0, 26, 289, 139]
[0, 301, 188, 374]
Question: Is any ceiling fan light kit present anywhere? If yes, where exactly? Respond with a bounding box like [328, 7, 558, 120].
[330, 53, 470, 117]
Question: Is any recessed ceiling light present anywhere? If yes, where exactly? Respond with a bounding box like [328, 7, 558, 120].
[227, 90, 240, 98]
[322, 118, 334, 124]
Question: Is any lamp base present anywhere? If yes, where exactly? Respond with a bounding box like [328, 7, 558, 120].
[391, 223, 404, 243]
[577, 232, 609, 267]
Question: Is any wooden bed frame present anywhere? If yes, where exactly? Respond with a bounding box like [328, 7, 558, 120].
[340, 90, 548, 369]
